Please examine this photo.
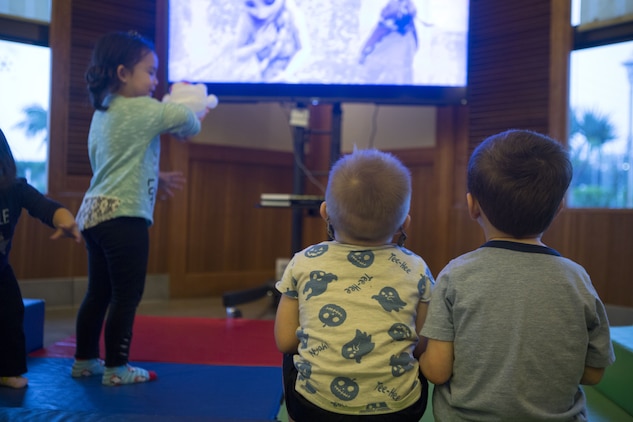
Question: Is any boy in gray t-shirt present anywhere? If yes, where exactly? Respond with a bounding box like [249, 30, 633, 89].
[419, 129, 615, 421]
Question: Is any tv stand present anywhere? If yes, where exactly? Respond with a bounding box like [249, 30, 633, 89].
[222, 103, 342, 317]
[289, 102, 342, 252]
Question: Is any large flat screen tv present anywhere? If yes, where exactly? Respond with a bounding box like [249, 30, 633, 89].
[167, 0, 469, 105]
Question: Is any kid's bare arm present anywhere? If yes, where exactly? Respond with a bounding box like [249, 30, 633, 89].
[413, 301, 429, 358]
[580, 366, 605, 385]
[419, 338, 454, 384]
[274, 294, 300, 354]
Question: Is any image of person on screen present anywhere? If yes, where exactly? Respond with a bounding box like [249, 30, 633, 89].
[232, 0, 308, 82]
[358, 0, 419, 85]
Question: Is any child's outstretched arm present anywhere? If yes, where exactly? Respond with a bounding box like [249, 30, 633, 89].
[274, 294, 300, 354]
[50, 208, 81, 242]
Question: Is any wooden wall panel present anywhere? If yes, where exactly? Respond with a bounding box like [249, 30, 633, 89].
[65, 0, 158, 177]
[146, 198, 171, 274]
[10, 196, 87, 279]
[604, 213, 633, 305]
[468, 0, 552, 151]
[186, 159, 294, 272]
[544, 211, 633, 306]
[169, 144, 299, 297]
[393, 149, 440, 274]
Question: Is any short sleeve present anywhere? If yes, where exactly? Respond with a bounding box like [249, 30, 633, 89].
[419, 265, 435, 303]
[275, 254, 299, 299]
[419, 271, 455, 341]
[586, 297, 616, 368]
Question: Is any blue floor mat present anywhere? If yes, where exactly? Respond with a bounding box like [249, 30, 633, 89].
[0, 357, 282, 421]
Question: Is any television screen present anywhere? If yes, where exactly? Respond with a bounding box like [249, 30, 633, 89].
[167, 0, 469, 105]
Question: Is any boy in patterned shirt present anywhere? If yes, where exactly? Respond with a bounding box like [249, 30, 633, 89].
[275, 148, 433, 421]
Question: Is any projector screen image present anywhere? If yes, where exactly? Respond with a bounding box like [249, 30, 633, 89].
[168, 0, 469, 104]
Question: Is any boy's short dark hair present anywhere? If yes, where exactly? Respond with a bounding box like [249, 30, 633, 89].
[467, 129, 572, 238]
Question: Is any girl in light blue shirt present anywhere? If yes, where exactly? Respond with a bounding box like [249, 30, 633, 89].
[72, 31, 204, 386]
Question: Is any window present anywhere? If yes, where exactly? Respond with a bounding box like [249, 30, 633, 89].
[568, 0, 633, 208]
[0, 39, 51, 192]
[0, 0, 51, 193]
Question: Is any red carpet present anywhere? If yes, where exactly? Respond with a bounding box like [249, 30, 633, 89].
[31, 315, 282, 367]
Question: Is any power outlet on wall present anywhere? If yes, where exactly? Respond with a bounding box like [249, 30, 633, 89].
[275, 258, 291, 280]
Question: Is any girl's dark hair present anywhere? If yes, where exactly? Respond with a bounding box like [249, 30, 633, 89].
[0, 128, 18, 190]
[85, 31, 155, 111]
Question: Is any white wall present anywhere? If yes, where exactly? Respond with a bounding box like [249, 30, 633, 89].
[194, 102, 294, 151]
[342, 103, 436, 150]
[193, 103, 436, 152]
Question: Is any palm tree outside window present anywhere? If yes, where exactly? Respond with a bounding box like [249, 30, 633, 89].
[0, 39, 50, 193]
[0, 1, 51, 193]
[568, 0, 633, 208]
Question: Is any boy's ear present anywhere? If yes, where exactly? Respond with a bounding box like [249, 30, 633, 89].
[320, 201, 328, 221]
[555, 198, 566, 217]
[466, 193, 480, 220]
[401, 214, 411, 231]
